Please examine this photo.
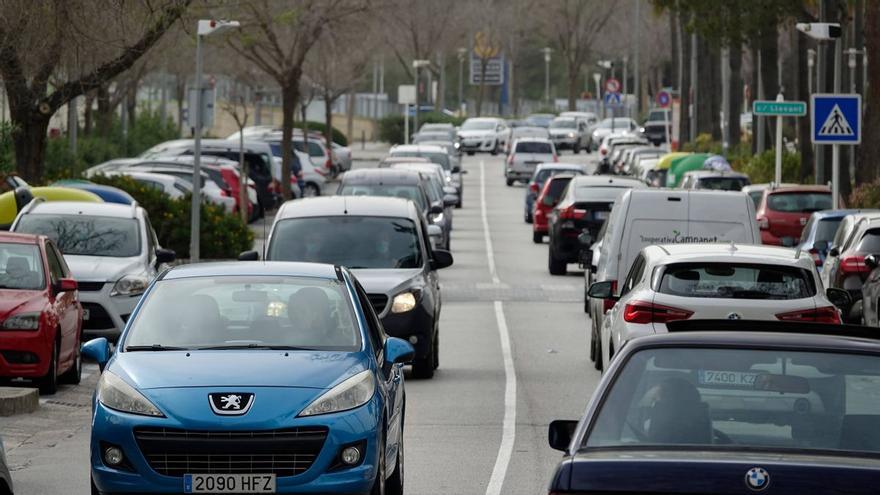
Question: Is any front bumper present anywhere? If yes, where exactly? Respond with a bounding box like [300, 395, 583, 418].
[380, 303, 434, 360]
[460, 138, 496, 152]
[0, 328, 53, 378]
[551, 137, 577, 148]
[90, 396, 382, 494]
[79, 284, 141, 340]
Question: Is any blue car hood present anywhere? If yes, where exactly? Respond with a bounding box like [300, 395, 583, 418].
[111, 350, 368, 390]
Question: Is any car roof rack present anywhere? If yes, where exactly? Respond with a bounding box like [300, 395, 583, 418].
[666, 319, 880, 341]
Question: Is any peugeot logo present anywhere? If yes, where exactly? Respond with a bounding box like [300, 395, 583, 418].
[208, 393, 255, 416]
[745, 467, 770, 491]
[727, 312, 742, 320]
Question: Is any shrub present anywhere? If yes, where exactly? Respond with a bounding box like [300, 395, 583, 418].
[378, 111, 464, 145]
[849, 180, 880, 209]
[680, 133, 723, 154]
[90, 174, 253, 260]
[295, 121, 348, 146]
[736, 149, 801, 184]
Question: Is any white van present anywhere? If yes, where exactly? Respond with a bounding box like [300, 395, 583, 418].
[586, 189, 760, 366]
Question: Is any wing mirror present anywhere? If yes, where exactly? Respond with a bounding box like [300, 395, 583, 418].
[384, 337, 415, 366]
[238, 250, 260, 261]
[81, 337, 111, 372]
[430, 203, 444, 215]
[155, 248, 176, 265]
[588, 281, 618, 300]
[829, 246, 840, 257]
[431, 249, 454, 270]
[548, 420, 578, 451]
[452, 165, 461, 173]
[826, 287, 852, 310]
[866, 254, 880, 270]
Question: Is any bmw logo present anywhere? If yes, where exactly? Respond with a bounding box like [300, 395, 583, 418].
[727, 312, 742, 320]
[745, 467, 770, 491]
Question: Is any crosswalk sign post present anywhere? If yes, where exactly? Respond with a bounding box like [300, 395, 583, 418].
[811, 94, 861, 209]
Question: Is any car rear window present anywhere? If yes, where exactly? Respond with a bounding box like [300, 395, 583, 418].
[658, 263, 814, 299]
[586, 347, 880, 455]
[767, 192, 832, 213]
[16, 214, 141, 258]
[855, 228, 880, 253]
[544, 177, 573, 199]
[515, 142, 553, 154]
[573, 186, 631, 202]
[338, 184, 427, 211]
[696, 177, 749, 191]
[536, 168, 581, 184]
[391, 151, 450, 170]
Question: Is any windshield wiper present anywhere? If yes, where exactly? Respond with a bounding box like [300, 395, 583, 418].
[125, 344, 190, 352]
[195, 344, 314, 351]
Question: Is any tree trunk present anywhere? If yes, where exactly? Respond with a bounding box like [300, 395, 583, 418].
[324, 94, 335, 170]
[566, 64, 578, 111]
[280, 82, 299, 200]
[346, 91, 355, 142]
[759, 26, 779, 152]
[126, 83, 137, 130]
[728, 44, 743, 150]
[857, 0, 880, 184]
[9, 108, 50, 183]
[96, 85, 113, 137]
[476, 59, 488, 117]
[677, 12, 691, 146]
[175, 79, 186, 135]
[794, 31, 814, 182]
[510, 59, 518, 116]
[83, 91, 95, 136]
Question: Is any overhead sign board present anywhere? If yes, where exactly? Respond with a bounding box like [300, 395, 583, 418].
[753, 100, 807, 117]
[811, 94, 861, 144]
[470, 54, 505, 85]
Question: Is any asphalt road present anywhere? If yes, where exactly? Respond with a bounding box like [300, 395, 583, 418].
[4, 150, 603, 494]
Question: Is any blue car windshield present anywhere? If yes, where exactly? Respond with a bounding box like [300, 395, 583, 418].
[585, 348, 880, 455]
[125, 276, 360, 351]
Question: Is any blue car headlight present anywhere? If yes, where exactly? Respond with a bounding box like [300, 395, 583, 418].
[97, 371, 164, 417]
[298, 370, 375, 417]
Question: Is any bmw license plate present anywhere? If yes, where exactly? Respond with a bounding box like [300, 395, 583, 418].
[184, 474, 276, 493]
[82, 308, 90, 321]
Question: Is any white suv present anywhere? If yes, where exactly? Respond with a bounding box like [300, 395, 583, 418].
[589, 243, 850, 372]
[457, 117, 508, 155]
[11, 201, 175, 341]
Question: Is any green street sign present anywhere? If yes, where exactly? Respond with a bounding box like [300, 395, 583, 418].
[753, 100, 807, 116]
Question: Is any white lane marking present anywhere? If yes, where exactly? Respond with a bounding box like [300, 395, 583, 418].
[486, 300, 516, 495]
[479, 160, 501, 284]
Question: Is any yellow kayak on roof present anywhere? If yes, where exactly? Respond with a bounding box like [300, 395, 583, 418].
[655, 152, 692, 170]
[0, 186, 103, 229]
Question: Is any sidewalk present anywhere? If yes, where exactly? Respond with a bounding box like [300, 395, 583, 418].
[350, 141, 390, 162]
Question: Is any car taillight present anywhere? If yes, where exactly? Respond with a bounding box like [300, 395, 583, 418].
[507, 154, 514, 167]
[623, 300, 694, 324]
[552, 153, 558, 162]
[558, 205, 586, 220]
[776, 306, 841, 324]
[529, 182, 539, 193]
[840, 254, 869, 274]
[600, 148, 607, 155]
[808, 248, 822, 266]
[325, 158, 333, 170]
[757, 217, 769, 230]
[602, 280, 618, 313]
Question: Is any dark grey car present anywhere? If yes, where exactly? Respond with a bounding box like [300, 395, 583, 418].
[240, 196, 453, 379]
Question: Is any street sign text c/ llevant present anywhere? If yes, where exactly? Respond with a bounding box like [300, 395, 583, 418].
[752, 100, 807, 117]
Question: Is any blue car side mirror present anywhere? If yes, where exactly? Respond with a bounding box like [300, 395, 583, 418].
[384, 337, 415, 366]
[81, 338, 111, 371]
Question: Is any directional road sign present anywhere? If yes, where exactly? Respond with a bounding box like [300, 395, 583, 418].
[753, 100, 807, 116]
[811, 94, 861, 145]
[605, 78, 620, 94]
[604, 92, 622, 106]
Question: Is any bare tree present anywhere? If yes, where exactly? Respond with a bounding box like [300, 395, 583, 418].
[0, 0, 191, 182]
[306, 30, 370, 154]
[538, 0, 614, 110]
[221, 84, 250, 223]
[226, 0, 372, 200]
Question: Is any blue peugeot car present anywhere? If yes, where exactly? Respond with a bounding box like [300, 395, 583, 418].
[548, 320, 880, 494]
[83, 262, 414, 494]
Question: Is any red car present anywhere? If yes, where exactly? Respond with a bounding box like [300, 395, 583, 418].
[532, 174, 577, 244]
[0, 232, 82, 394]
[756, 185, 834, 246]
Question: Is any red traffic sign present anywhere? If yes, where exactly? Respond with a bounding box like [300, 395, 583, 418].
[605, 78, 620, 94]
[657, 91, 671, 108]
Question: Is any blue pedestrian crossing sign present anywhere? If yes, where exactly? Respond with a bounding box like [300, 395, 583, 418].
[811, 94, 861, 145]
[604, 92, 622, 106]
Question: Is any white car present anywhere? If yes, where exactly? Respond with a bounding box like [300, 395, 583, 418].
[105, 171, 192, 199]
[679, 170, 752, 191]
[11, 201, 175, 341]
[548, 116, 589, 153]
[589, 117, 639, 151]
[457, 117, 508, 155]
[590, 243, 849, 372]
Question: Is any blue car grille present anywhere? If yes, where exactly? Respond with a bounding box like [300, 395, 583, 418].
[133, 427, 328, 477]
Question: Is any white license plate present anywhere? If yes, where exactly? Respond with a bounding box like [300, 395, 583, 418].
[698, 370, 758, 387]
[184, 474, 276, 493]
[82, 309, 90, 321]
[594, 211, 609, 220]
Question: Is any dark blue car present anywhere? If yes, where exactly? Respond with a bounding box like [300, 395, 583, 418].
[548, 320, 880, 494]
[84, 261, 414, 494]
[523, 163, 584, 223]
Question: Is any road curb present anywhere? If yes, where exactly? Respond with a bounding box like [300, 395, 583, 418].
[0, 386, 39, 416]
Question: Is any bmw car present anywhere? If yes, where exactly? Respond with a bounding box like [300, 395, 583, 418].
[548, 320, 880, 494]
[84, 261, 414, 494]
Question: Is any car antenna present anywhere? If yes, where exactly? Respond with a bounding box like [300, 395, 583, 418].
[728, 240, 737, 253]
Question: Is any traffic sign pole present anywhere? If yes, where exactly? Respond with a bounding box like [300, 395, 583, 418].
[752, 97, 807, 186]
[832, 143, 840, 209]
[775, 94, 783, 185]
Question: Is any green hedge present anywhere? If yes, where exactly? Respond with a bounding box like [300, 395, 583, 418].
[295, 121, 347, 146]
[849, 179, 880, 208]
[90, 175, 253, 260]
[378, 112, 464, 145]
[735, 149, 802, 184]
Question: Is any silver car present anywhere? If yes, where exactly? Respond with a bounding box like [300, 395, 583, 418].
[548, 117, 588, 153]
[506, 138, 557, 186]
[11, 201, 176, 342]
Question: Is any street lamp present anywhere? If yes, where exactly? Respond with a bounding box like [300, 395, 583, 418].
[807, 48, 816, 95]
[593, 72, 602, 118]
[846, 48, 862, 94]
[191, 19, 239, 262]
[457, 47, 467, 113]
[412, 59, 431, 132]
[541, 47, 552, 103]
